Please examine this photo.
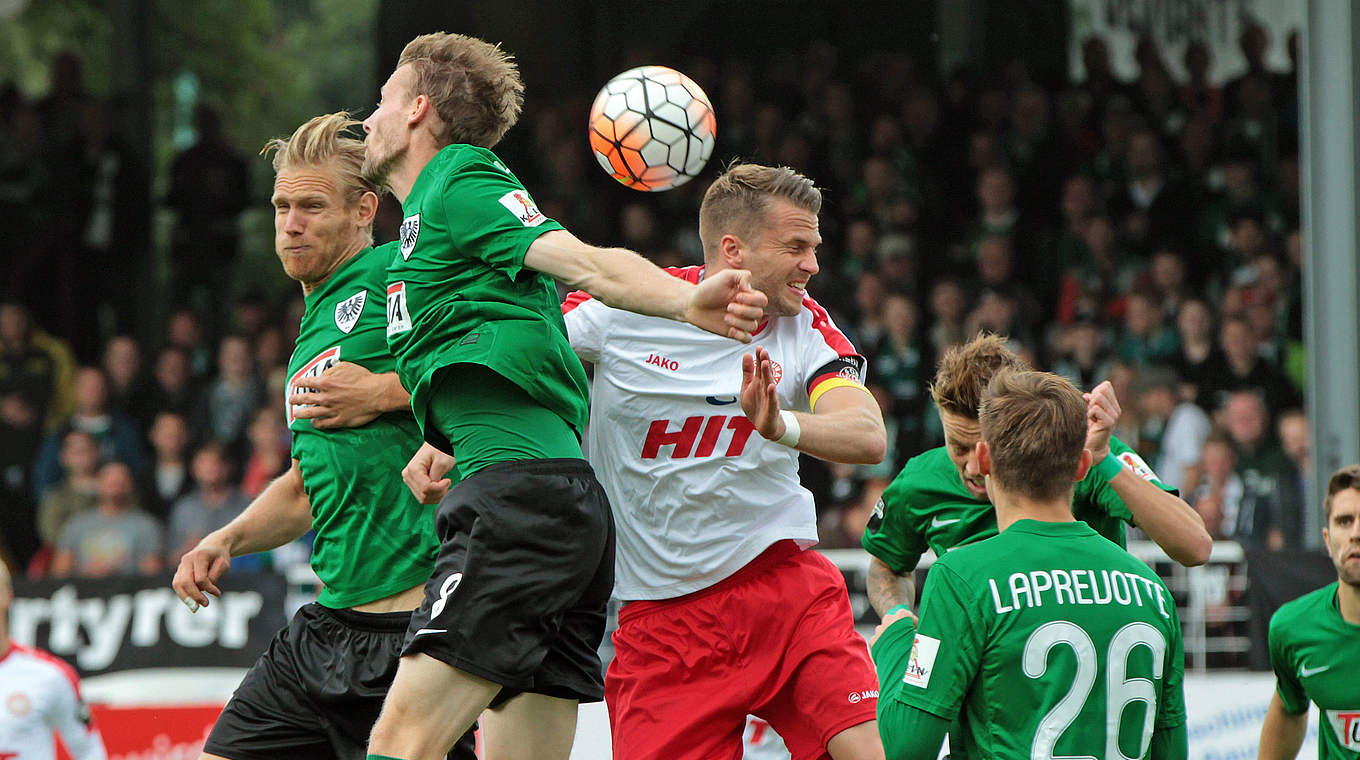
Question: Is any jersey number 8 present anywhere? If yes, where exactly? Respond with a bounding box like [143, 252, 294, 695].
[1023, 620, 1167, 760]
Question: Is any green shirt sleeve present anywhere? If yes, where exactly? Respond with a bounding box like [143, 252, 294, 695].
[877, 701, 951, 760]
[1268, 609, 1310, 714]
[885, 564, 983, 720]
[439, 155, 560, 280]
[862, 475, 927, 573]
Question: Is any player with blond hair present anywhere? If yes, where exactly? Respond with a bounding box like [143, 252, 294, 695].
[172, 112, 473, 760]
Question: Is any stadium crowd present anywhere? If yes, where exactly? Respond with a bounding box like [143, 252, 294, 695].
[0, 22, 1310, 580]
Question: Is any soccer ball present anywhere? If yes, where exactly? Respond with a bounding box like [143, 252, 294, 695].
[588, 65, 717, 192]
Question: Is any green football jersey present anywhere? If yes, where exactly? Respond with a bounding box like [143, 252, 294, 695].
[863, 437, 1169, 572]
[384, 144, 589, 441]
[1268, 582, 1360, 758]
[287, 243, 438, 609]
[875, 520, 1187, 759]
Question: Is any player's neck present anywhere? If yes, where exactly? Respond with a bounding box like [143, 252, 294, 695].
[388, 143, 441, 204]
[993, 492, 1077, 532]
[1338, 580, 1360, 625]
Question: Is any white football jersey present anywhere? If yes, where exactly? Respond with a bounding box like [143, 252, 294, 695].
[564, 267, 866, 600]
[0, 644, 105, 760]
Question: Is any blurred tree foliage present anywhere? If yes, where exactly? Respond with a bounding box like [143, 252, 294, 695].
[0, 0, 378, 168]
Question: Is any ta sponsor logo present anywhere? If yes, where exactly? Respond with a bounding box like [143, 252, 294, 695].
[499, 189, 546, 227]
[903, 634, 940, 689]
[1325, 709, 1360, 749]
[286, 346, 340, 425]
[334, 290, 366, 334]
[399, 213, 420, 260]
[386, 282, 412, 337]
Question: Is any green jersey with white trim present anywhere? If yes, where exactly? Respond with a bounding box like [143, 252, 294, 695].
[877, 520, 1187, 759]
[1268, 582, 1360, 758]
[384, 144, 588, 445]
[287, 243, 438, 609]
[863, 436, 1170, 573]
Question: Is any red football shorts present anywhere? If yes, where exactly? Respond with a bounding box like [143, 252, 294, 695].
[605, 541, 879, 760]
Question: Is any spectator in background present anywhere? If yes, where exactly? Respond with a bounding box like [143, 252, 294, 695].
[166, 104, 249, 328]
[1051, 319, 1111, 390]
[1207, 315, 1299, 415]
[1114, 291, 1179, 368]
[146, 347, 198, 426]
[32, 366, 147, 499]
[1179, 40, 1223, 123]
[240, 406, 289, 498]
[0, 300, 75, 430]
[1169, 298, 1221, 408]
[1137, 367, 1211, 493]
[1191, 433, 1244, 540]
[1222, 390, 1298, 549]
[35, 430, 102, 551]
[139, 411, 193, 520]
[0, 301, 75, 566]
[1109, 128, 1195, 254]
[1146, 248, 1192, 324]
[165, 441, 249, 566]
[51, 461, 161, 578]
[164, 308, 212, 380]
[101, 335, 149, 424]
[201, 334, 263, 453]
[925, 278, 968, 356]
[1276, 408, 1311, 533]
[867, 292, 929, 459]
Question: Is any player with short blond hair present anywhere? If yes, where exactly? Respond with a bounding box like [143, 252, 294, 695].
[173, 112, 473, 760]
[564, 162, 886, 760]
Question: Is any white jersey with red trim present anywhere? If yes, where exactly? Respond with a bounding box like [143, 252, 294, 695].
[564, 266, 866, 600]
[0, 644, 105, 760]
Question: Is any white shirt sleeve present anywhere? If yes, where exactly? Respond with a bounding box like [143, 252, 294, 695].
[46, 672, 106, 760]
[562, 290, 612, 363]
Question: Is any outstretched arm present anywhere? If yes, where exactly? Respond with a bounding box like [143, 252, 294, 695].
[1086, 381, 1212, 566]
[523, 229, 767, 342]
[172, 461, 313, 610]
[740, 347, 886, 465]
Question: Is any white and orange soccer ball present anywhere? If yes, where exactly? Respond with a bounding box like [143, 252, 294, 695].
[588, 65, 717, 192]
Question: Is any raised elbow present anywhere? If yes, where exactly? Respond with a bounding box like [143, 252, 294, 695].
[1169, 529, 1213, 567]
[861, 433, 888, 466]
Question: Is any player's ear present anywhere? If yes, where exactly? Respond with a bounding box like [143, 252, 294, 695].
[976, 440, 991, 476]
[719, 233, 744, 269]
[355, 190, 379, 226]
[1074, 447, 1093, 483]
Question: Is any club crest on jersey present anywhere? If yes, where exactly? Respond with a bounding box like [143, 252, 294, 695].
[499, 189, 546, 227]
[6, 691, 31, 717]
[769, 360, 783, 385]
[333, 290, 366, 334]
[399, 213, 420, 260]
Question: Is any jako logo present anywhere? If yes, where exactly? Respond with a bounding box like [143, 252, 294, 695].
[847, 689, 879, 704]
[645, 354, 679, 371]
